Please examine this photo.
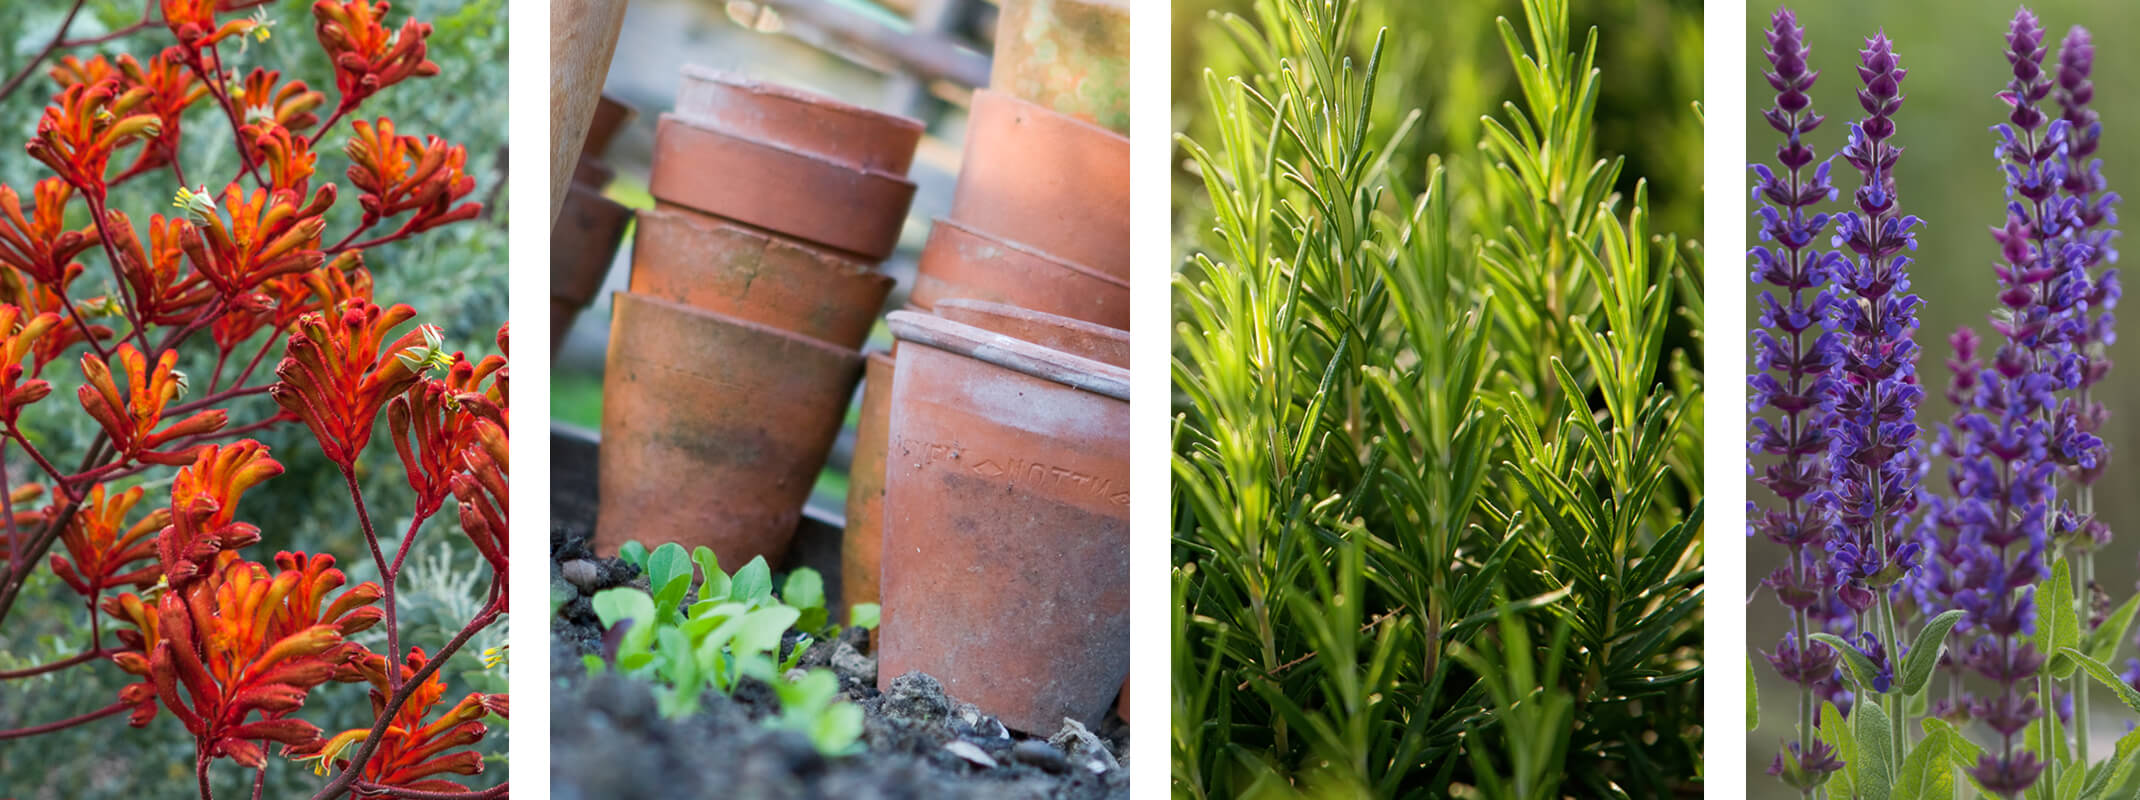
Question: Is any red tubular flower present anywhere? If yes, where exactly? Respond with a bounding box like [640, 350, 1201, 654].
[387, 379, 479, 519]
[0, 305, 63, 424]
[451, 416, 507, 585]
[47, 54, 119, 87]
[344, 118, 480, 232]
[296, 648, 499, 789]
[178, 183, 332, 299]
[49, 484, 169, 597]
[158, 441, 284, 587]
[212, 251, 368, 353]
[272, 301, 432, 468]
[231, 67, 324, 134]
[78, 343, 229, 466]
[312, 1, 439, 111]
[0, 178, 100, 286]
[162, 0, 262, 50]
[106, 550, 383, 767]
[106, 211, 214, 327]
[27, 79, 163, 194]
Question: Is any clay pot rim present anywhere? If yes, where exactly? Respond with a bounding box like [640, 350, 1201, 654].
[656, 112, 918, 185]
[613, 290, 864, 362]
[928, 218, 1127, 290]
[932, 298, 1128, 368]
[677, 65, 926, 135]
[970, 88, 1129, 148]
[637, 203, 890, 284]
[887, 309, 1128, 401]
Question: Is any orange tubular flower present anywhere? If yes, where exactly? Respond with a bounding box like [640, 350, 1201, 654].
[106, 550, 383, 767]
[387, 379, 479, 519]
[160, 441, 284, 587]
[312, 1, 439, 111]
[297, 649, 498, 790]
[0, 305, 62, 424]
[242, 122, 319, 195]
[161, 0, 260, 50]
[0, 178, 100, 286]
[272, 301, 432, 468]
[451, 420, 507, 585]
[111, 48, 209, 184]
[78, 343, 230, 466]
[107, 211, 214, 327]
[49, 484, 169, 597]
[178, 183, 333, 298]
[231, 68, 325, 134]
[28, 79, 163, 194]
[344, 118, 480, 232]
[212, 251, 368, 353]
[47, 54, 119, 88]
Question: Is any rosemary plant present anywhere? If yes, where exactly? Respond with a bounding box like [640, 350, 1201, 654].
[1171, 0, 1704, 795]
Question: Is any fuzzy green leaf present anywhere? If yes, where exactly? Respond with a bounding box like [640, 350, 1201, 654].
[1812, 632, 1883, 695]
[1747, 658, 1759, 732]
[2089, 593, 2140, 666]
[1901, 610, 1966, 697]
[1855, 699, 1893, 800]
[2061, 647, 2140, 716]
[2043, 559, 2082, 679]
[1824, 702, 1858, 800]
[1892, 725, 1954, 800]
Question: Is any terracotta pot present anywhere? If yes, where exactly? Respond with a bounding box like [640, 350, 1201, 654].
[585, 93, 637, 160]
[911, 219, 1129, 331]
[550, 182, 634, 356]
[573, 157, 616, 191]
[595, 292, 863, 568]
[931, 298, 1127, 368]
[650, 114, 916, 261]
[841, 351, 896, 614]
[876, 308, 1129, 733]
[990, 0, 1130, 135]
[949, 90, 1129, 279]
[628, 204, 892, 350]
[674, 65, 924, 175]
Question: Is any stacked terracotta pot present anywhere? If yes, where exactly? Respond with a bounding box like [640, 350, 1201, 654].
[856, 0, 1133, 734]
[594, 67, 921, 572]
[550, 94, 637, 357]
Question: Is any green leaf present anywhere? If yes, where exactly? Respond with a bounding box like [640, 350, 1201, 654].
[618, 541, 649, 570]
[734, 606, 802, 658]
[1893, 725, 1954, 800]
[2089, 593, 2140, 666]
[784, 568, 828, 632]
[591, 587, 655, 629]
[652, 572, 691, 624]
[1855, 699, 1894, 800]
[648, 542, 689, 591]
[582, 654, 606, 677]
[2043, 559, 2082, 679]
[1747, 657, 1759, 732]
[693, 546, 730, 602]
[2062, 647, 2140, 716]
[1812, 632, 1883, 695]
[1824, 702, 1859, 800]
[731, 556, 774, 605]
[2081, 724, 2140, 800]
[1901, 610, 1965, 697]
[850, 603, 881, 630]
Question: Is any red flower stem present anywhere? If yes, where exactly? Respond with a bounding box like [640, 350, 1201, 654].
[0, 699, 126, 739]
[389, 511, 433, 580]
[339, 466, 401, 695]
[0, 0, 88, 105]
[165, 384, 273, 418]
[310, 599, 503, 800]
[0, 646, 108, 680]
[352, 783, 509, 800]
[5, 423, 78, 495]
[184, 46, 267, 189]
[308, 105, 355, 151]
[0, 434, 110, 625]
[251, 766, 266, 800]
[197, 745, 215, 800]
[1, 438, 16, 578]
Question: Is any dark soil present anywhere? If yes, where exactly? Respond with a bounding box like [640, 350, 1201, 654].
[550, 432, 1129, 799]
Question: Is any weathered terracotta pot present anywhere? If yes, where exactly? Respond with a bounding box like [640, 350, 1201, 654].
[932, 298, 1127, 368]
[949, 90, 1129, 278]
[649, 113, 916, 261]
[572, 157, 616, 190]
[595, 292, 863, 568]
[911, 219, 1129, 331]
[990, 0, 1130, 135]
[840, 351, 896, 614]
[877, 308, 1129, 733]
[628, 204, 892, 350]
[549, 182, 633, 355]
[674, 65, 924, 175]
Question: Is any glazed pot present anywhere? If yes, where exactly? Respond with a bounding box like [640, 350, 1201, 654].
[650, 113, 916, 261]
[840, 351, 896, 614]
[549, 182, 633, 356]
[595, 291, 864, 568]
[950, 90, 1129, 279]
[628, 204, 892, 350]
[990, 0, 1130, 135]
[876, 308, 1129, 733]
[674, 65, 924, 176]
[911, 219, 1129, 331]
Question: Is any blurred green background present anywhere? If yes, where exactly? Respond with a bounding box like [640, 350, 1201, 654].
[1171, 0, 1705, 261]
[0, 0, 510, 796]
[1743, 2, 2140, 796]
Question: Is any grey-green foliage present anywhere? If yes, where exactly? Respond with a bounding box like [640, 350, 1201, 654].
[0, 0, 508, 795]
[1171, 0, 1702, 796]
[590, 542, 875, 756]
